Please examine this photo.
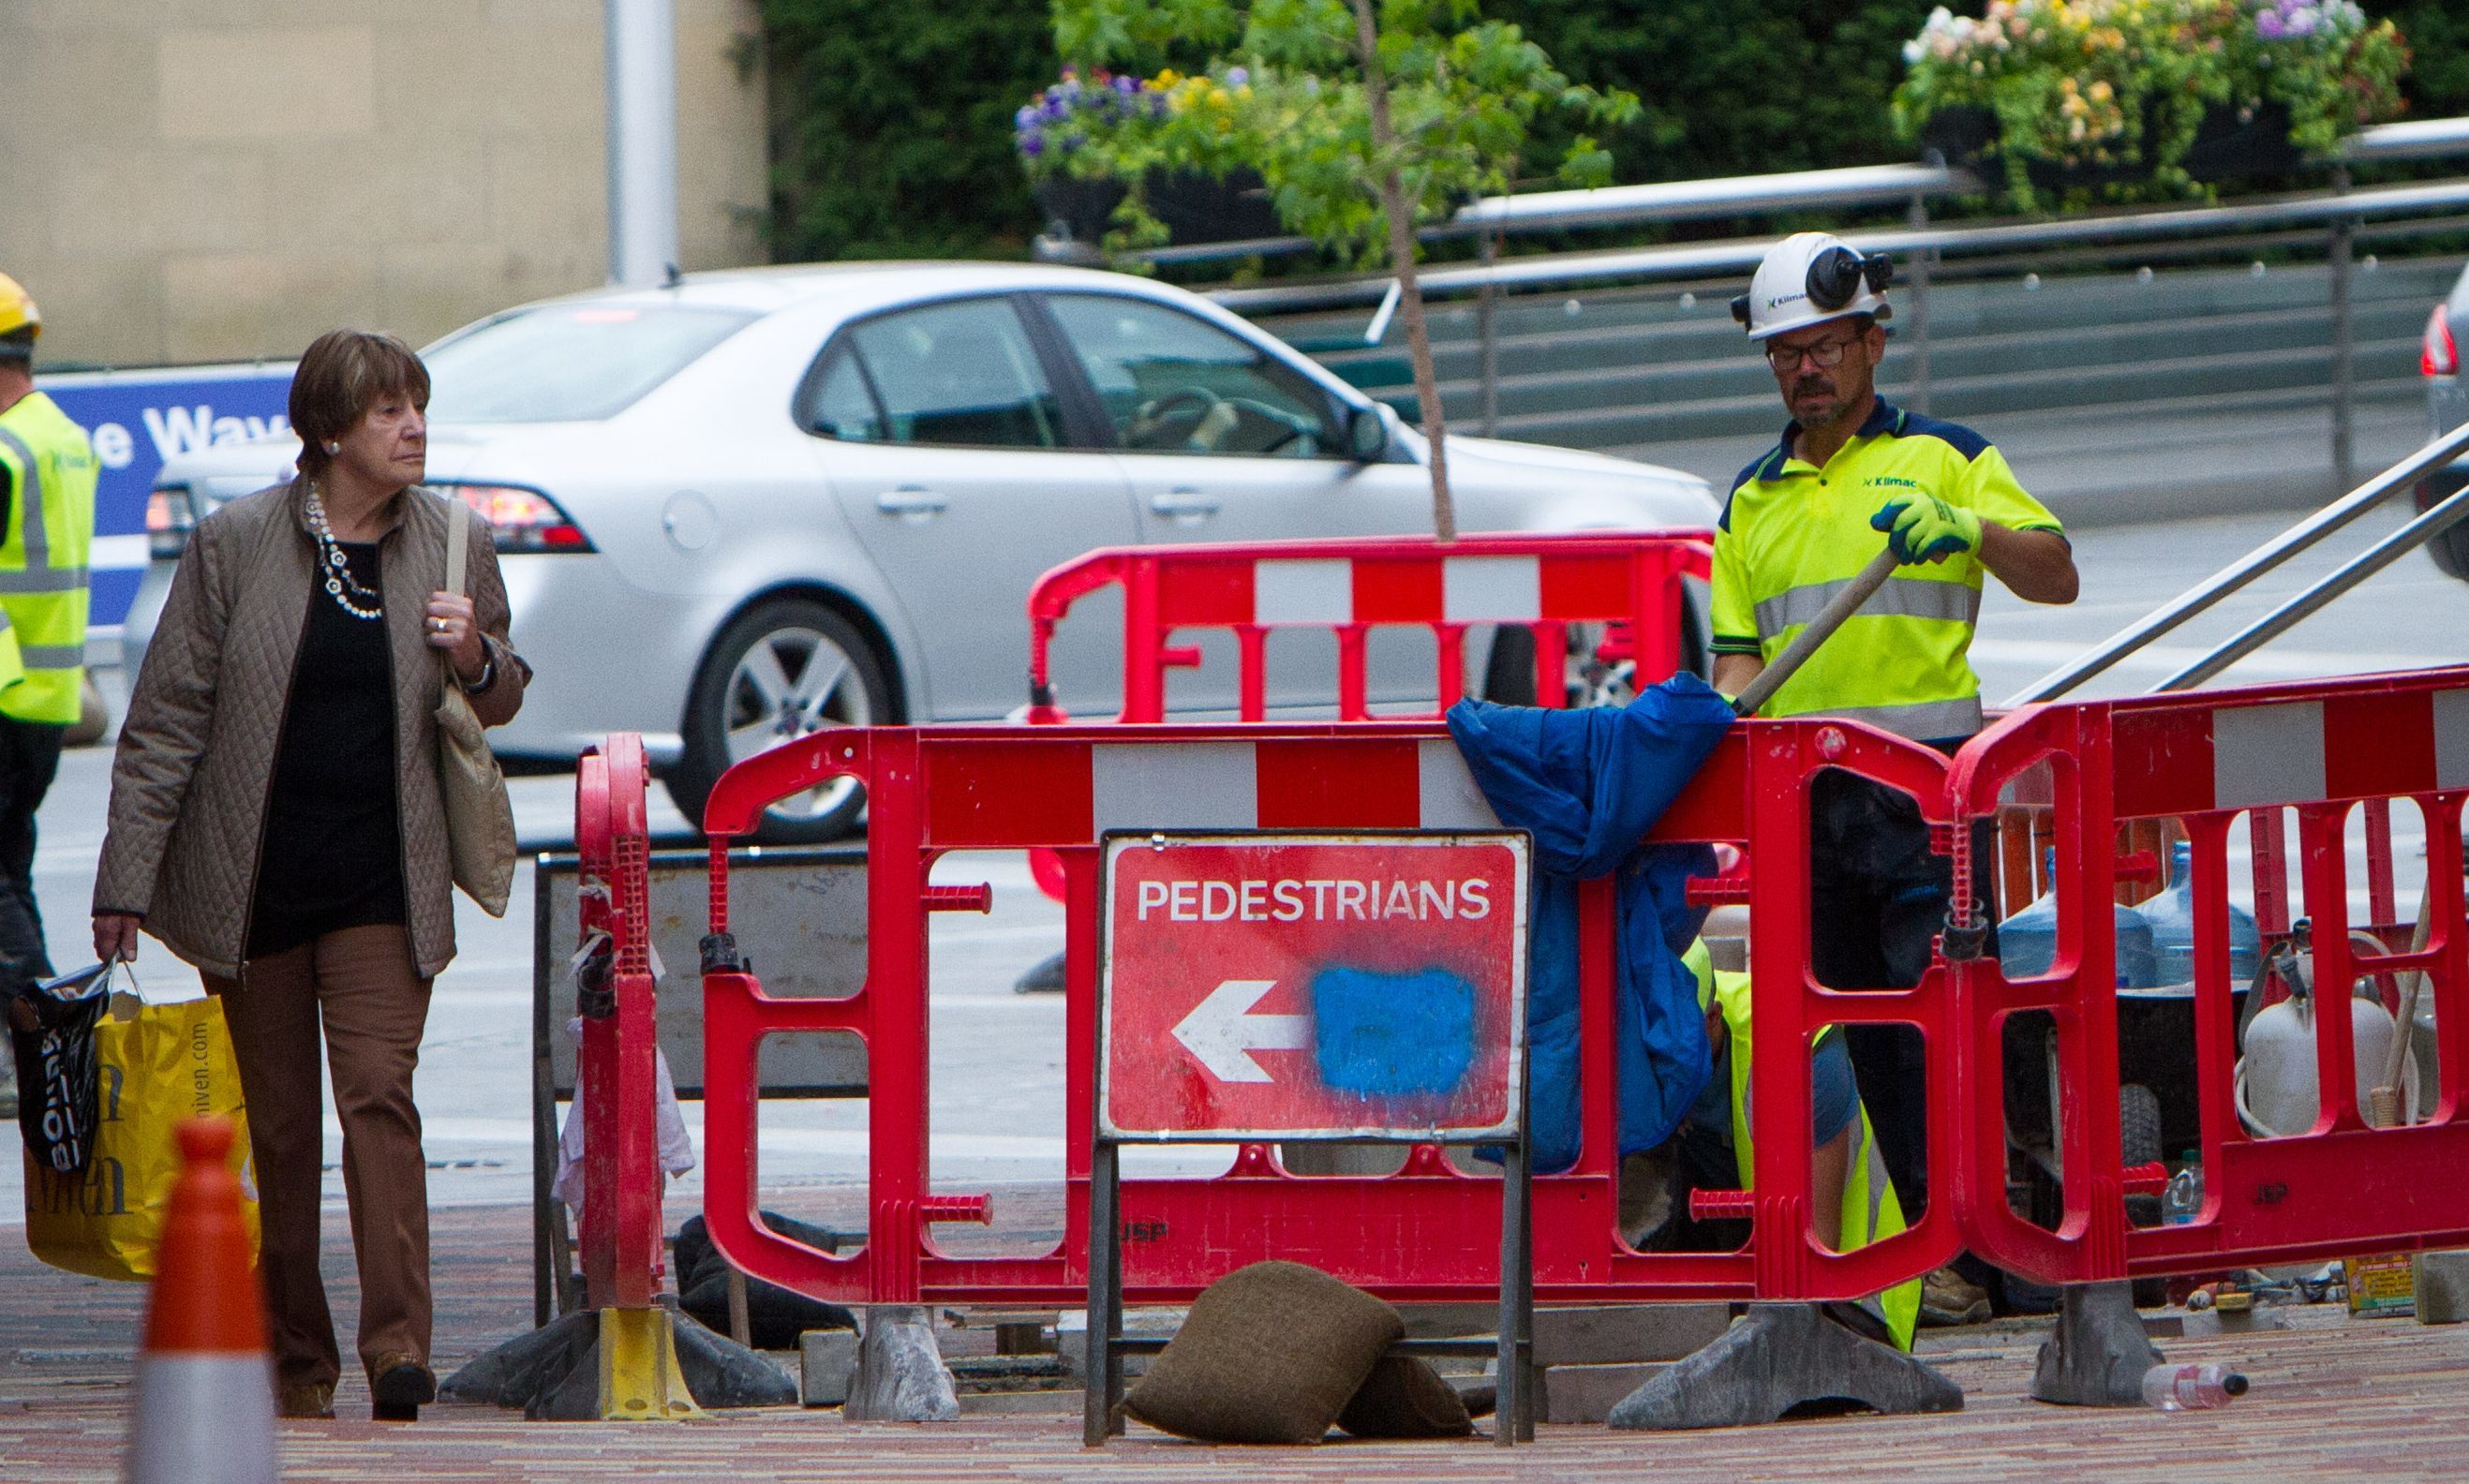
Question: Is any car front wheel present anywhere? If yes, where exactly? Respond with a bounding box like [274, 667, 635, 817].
[668, 598, 892, 841]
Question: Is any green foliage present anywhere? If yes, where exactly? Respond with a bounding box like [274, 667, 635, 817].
[751, 0, 2469, 263]
[758, 0, 1056, 260]
[1034, 0, 1637, 262]
[1892, 2, 2410, 212]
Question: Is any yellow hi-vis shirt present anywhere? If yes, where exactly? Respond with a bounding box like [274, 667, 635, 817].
[1710, 398, 2061, 745]
[0, 391, 94, 722]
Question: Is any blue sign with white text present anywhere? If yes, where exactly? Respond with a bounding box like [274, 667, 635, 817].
[42, 364, 296, 631]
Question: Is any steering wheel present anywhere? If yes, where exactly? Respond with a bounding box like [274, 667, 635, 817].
[1123, 387, 1227, 451]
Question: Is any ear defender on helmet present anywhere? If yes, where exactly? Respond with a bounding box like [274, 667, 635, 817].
[1807, 245, 1894, 312]
[1730, 293, 1753, 327]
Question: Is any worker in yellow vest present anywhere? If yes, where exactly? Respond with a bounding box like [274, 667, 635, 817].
[1675, 939, 1920, 1351]
[0, 274, 89, 1061]
[1712, 234, 2078, 1325]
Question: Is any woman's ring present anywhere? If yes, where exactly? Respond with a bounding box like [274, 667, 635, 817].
[432, 618, 447, 632]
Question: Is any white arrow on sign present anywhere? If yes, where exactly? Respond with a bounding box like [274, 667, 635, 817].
[1171, 978, 1309, 1084]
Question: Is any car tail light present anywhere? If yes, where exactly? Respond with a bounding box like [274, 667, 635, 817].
[439, 483, 596, 554]
[147, 485, 198, 558]
[2423, 304, 2459, 378]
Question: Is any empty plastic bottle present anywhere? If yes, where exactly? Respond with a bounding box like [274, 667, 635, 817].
[1999, 849, 2160, 987]
[2141, 1362, 2248, 1411]
[2162, 1159, 2204, 1225]
[2137, 841, 2263, 989]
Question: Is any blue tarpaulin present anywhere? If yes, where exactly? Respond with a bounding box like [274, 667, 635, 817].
[1447, 674, 1735, 1171]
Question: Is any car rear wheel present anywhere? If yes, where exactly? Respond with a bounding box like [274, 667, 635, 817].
[668, 599, 891, 842]
[1480, 604, 1708, 706]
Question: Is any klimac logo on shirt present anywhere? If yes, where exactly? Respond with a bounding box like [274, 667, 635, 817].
[1867, 476, 1922, 490]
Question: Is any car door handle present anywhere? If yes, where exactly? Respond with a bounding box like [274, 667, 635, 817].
[1148, 490, 1221, 520]
[875, 486, 948, 518]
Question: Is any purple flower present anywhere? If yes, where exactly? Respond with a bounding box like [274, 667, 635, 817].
[1020, 135, 1043, 156]
[1225, 66, 1249, 87]
[1016, 104, 1037, 128]
[2255, 9, 2284, 37]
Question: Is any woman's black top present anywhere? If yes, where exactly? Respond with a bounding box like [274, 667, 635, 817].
[245, 540, 407, 958]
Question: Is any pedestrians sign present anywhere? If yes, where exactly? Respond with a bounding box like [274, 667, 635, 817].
[1098, 831, 1529, 1141]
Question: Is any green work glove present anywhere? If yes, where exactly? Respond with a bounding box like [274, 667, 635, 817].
[1869, 496, 1981, 565]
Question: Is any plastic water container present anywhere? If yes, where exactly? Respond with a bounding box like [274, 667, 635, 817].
[1999, 849, 2160, 987]
[2162, 1160, 2203, 1225]
[2137, 840, 2263, 989]
[2141, 1362, 2247, 1411]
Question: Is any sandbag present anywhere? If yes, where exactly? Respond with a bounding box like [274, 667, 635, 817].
[1337, 1354, 1475, 1439]
[1124, 1260, 1402, 1445]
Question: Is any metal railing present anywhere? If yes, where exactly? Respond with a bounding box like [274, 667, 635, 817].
[1186, 117, 2469, 486]
[2008, 418, 2469, 702]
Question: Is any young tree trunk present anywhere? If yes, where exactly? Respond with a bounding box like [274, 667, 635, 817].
[1350, 0, 1455, 542]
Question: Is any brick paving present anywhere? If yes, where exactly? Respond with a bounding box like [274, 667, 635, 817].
[7, 1203, 2469, 1482]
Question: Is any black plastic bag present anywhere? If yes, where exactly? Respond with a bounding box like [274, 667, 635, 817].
[673, 1211, 856, 1350]
[7, 963, 112, 1175]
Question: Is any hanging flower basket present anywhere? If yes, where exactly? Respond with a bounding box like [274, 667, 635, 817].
[1032, 169, 1280, 248]
[2181, 101, 2304, 184]
[1894, 1, 2408, 211]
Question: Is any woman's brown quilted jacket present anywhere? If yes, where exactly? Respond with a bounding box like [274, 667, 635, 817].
[95, 478, 528, 981]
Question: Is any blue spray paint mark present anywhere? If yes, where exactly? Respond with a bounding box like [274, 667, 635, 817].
[1310, 966, 1475, 1097]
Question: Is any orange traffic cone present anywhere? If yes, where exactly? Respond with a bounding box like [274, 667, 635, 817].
[126, 1117, 276, 1484]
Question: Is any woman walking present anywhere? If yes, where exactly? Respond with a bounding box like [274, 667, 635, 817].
[93, 330, 528, 1420]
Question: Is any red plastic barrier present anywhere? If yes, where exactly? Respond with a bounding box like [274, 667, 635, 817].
[1945, 668, 2469, 1284]
[573, 734, 665, 1310]
[1025, 530, 1713, 724]
[697, 716, 1954, 1310]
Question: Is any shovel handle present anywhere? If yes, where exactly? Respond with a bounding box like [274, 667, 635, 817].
[1731, 548, 1902, 719]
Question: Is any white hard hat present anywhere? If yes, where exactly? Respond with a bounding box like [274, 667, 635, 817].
[1732, 232, 1893, 341]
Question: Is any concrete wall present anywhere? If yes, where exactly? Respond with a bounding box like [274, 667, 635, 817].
[0, 0, 768, 368]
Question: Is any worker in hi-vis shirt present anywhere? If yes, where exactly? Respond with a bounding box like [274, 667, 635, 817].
[1710, 233, 2077, 1325]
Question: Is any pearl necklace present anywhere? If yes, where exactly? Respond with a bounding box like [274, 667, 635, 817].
[305, 485, 383, 621]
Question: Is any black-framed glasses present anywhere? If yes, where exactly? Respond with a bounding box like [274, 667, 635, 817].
[1764, 334, 1863, 372]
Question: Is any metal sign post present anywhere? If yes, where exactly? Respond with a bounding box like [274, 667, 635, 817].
[1085, 829, 1533, 1447]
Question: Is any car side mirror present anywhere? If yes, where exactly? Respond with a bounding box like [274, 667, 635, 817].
[1346, 405, 1389, 462]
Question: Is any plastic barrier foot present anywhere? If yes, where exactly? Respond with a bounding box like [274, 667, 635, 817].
[844, 1305, 961, 1422]
[441, 1308, 795, 1419]
[1605, 1304, 1963, 1431]
[2030, 1283, 2164, 1407]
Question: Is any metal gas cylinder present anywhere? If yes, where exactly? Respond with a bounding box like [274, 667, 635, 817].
[2235, 954, 2420, 1135]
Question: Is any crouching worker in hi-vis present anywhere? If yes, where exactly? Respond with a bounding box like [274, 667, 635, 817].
[1670, 939, 1921, 1353]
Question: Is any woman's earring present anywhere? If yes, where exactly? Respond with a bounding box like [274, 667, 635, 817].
[324, 441, 340, 455]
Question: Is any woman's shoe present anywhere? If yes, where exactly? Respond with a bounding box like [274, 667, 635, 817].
[369, 1355, 436, 1422]
[277, 1382, 335, 1419]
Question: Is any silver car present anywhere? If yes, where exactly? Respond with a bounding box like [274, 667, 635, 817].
[139, 263, 1717, 838]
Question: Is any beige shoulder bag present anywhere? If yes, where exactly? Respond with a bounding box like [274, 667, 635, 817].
[437, 498, 517, 915]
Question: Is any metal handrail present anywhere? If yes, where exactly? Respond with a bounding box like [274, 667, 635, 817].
[2152, 471, 2469, 692]
[2340, 116, 2469, 163]
[1450, 162, 1976, 232]
[1213, 175, 2469, 315]
[1124, 117, 2464, 272]
[2004, 418, 2469, 704]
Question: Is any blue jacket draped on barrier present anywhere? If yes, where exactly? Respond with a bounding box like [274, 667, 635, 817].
[1446, 675, 1734, 1171]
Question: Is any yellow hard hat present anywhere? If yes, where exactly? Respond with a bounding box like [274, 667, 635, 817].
[0, 274, 39, 341]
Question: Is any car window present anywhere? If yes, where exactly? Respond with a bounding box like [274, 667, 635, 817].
[805, 349, 885, 442]
[424, 304, 757, 423]
[845, 299, 1063, 449]
[1044, 294, 1338, 458]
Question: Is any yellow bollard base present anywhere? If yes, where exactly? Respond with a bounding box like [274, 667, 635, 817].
[596, 1307, 706, 1421]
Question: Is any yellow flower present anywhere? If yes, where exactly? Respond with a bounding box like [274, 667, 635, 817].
[2089, 79, 2114, 102]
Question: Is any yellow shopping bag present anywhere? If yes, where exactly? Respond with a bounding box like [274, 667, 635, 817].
[22, 985, 260, 1281]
